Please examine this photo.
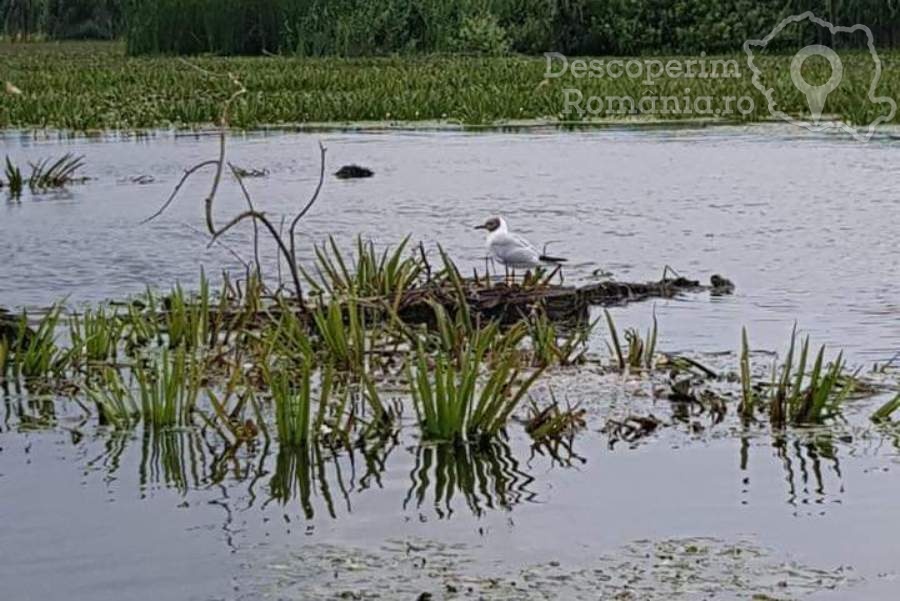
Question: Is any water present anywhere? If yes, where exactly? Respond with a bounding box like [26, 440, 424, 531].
[1, 126, 899, 600]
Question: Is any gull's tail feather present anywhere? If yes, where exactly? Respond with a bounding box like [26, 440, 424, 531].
[539, 255, 567, 264]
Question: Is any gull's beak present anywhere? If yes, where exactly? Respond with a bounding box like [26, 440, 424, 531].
[473, 224, 487, 230]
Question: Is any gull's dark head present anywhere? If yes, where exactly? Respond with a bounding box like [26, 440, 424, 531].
[474, 217, 502, 232]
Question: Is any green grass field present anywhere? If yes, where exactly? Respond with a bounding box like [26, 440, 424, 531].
[1, 42, 897, 130]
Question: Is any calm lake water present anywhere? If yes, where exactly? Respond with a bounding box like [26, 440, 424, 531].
[1, 126, 899, 600]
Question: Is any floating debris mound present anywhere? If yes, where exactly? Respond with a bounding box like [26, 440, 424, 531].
[396, 272, 726, 326]
[334, 164, 374, 179]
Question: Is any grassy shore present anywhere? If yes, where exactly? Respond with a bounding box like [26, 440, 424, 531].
[1, 41, 898, 130]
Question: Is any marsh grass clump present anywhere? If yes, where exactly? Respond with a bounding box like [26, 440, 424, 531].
[305, 236, 424, 305]
[408, 338, 545, 443]
[27, 153, 87, 190]
[527, 313, 596, 367]
[134, 347, 201, 429]
[268, 362, 336, 447]
[3, 156, 23, 197]
[69, 307, 124, 366]
[741, 327, 858, 428]
[604, 309, 657, 371]
[311, 298, 374, 374]
[86, 367, 139, 429]
[161, 278, 213, 350]
[9, 308, 65, 380]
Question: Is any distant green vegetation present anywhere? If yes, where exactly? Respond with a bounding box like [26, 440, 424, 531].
[4, 1, 900, 55]
[122, 0, 900, 56]
[2, 42, 898, 130]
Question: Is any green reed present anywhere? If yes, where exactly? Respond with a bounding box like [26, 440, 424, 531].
[739, 327, 754, 420]
[604, 309, 657, 371]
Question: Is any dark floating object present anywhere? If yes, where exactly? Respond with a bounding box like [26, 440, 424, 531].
[232, 166, 269, 178]
[334, 164, 374, 179]
[0, 308, 33, 347]
[709, 274, 735, 295]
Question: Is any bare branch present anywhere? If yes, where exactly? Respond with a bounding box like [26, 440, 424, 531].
[289, 141, 327, 261]
[141, 160, 218, 224]
[209, 210, 304, 303]
[228, 162, 262, 276]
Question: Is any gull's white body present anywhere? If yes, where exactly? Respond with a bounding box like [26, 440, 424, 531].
[484, 217, 545, 269]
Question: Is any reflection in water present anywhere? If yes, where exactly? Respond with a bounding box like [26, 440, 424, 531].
[740, 432, 845, 507]
[2, 384, 70, 433]
[775, 436, 843, 506]
[139, 429, 208, 494]
[265, 438, 398, 519]
[404, 440, 536, 519]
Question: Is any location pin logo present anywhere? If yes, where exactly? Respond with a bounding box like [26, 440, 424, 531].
[790, 45, 843, 123]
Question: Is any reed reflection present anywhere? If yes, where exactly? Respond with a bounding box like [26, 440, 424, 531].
[405, 439, 536, 519]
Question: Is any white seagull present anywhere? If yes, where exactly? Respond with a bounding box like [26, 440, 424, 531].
[474, 216, 566, 270]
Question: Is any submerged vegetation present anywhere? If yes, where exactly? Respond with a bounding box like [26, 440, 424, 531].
[1, 42, 900, 130]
